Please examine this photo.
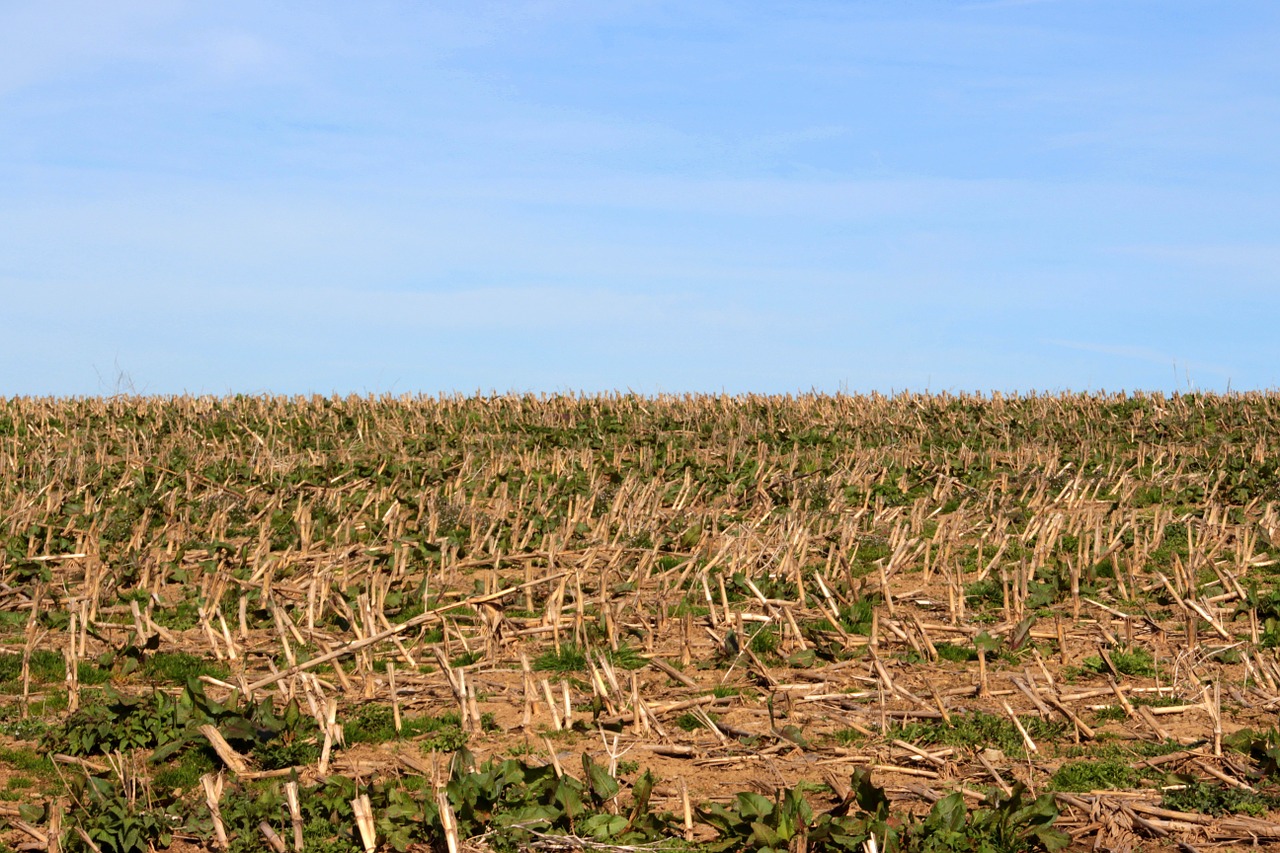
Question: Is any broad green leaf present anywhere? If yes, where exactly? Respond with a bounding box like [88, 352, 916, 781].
[735, 791, 774, 820]
[928, 792, 966, 833]
[17, 803, 46, 823]
[628, 770, 656, 824]
[581, 812, 628, 840]
[553, 775, 583, 818]
[750, 821, 784, 848]
[579, 752, 619, 805]
[974, 631, 1001, 654]
[851, 768, 889, 818]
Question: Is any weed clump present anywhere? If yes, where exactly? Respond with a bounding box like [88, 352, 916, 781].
[1162, 781, 1280, 817]
[892, 711, 1068, 759]
[344, 704, 470, 752]
[533, 644, 588, 672]
[1049, 759, 1140, 792]
[142, 651, 230, 684]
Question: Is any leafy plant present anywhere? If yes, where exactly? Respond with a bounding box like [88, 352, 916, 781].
[45, 686, 178, 755]
[892, 712, 1067, 759]
[150, 746, 216, 794]
[1162, 780, 1280, 817]
[1049, 759, 1139, 792]
[197, 748, 671, 853]
[1224, 726, 1280, 778]
[0, 711, 48, 741]
[701, 787, 818, 853]
[1239, 585, 1280, 648]
[918, 785, 1069, 853]
[441, 749, 673, 851]
[47, 680, 320, 770]
[1077, 645, 1155, 679]
[65, 775, 180, 853]
[700, 769, 1068, 853]
[824, 595, 877, 636]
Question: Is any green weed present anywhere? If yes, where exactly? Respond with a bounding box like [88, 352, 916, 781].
[1076, 646, 1156, 679]
[892, 712, 1068, 759]
[1048, 760, 1139, 792]
[344, 704, 469, 752]
[0, 746, 54, 779]
[64, 775, 181, 853]
[533, 644, 588, 672]
[0, 649, 63, 685]
[142, 651, 230, 684]
[1162, 781, 1280, 817]
[936, 643, 978, 663]
[1091, 705, 1127, 724]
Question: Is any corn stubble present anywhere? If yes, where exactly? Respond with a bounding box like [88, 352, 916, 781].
[3, 391, 1280, 849]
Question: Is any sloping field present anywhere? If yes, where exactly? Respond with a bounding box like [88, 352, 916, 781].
[4, 392, 1280, 852]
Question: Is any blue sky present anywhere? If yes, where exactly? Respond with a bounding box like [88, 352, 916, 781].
[3, 1, 1278, 396]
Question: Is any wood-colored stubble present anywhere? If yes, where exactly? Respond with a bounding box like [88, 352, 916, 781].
[5, 391, 1280, 848]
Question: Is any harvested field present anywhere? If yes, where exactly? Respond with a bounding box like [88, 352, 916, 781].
[4, 391, 1280, 852]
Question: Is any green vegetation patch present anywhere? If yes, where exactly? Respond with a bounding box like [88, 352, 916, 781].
[344, 704, 470, 753]
[892, 711, 1068, 759]
[701, 768, 1068, 853]
[532, 642, 646, 673]
[0, 649, 64, 686]
[142, 651, 231, 684]
[1162, 781, 1280, 817]
[1049, 759, 1140, 792]
[936, 642, 979, 663]
[43, 680, 320, 770]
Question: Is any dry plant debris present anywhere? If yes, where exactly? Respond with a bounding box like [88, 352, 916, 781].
[3, 392, 1280, 851]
